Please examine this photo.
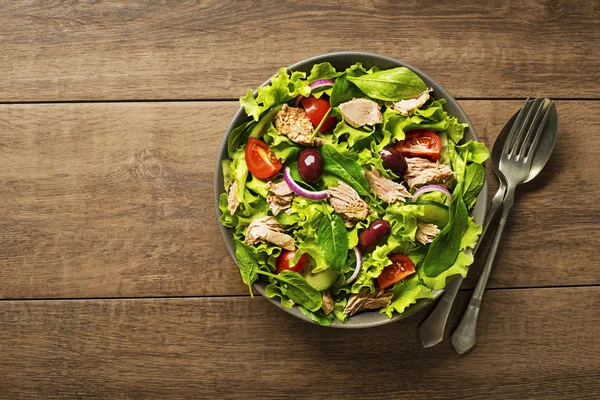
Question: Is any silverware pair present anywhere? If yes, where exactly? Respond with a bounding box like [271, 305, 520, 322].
[418, 98, 558, 354]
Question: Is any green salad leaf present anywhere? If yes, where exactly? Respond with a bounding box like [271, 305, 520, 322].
[346, 67, 427, 101]
[419, 195, 470, 280]
[260, 270, 323, 312]
[307, 62, 342, 83]
[227, 120, 254, 158]
[234, 241, 259, 294]
[265, 283, 294, 309]
[333, 121, 375, 148]
[382, 275, 433, 318]
[240, 68, 310, 121]
[299, 307, 334, 326]
[317, 214, 349, 272]
[462, 163, 486, 209]
[321, 144, 370, 196]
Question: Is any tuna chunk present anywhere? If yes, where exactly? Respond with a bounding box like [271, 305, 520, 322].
[227, 181, 239, 215]
[245, 216, 295, 250]
[339, 98, 383, 128]
[416, 222, 440, 245]
[274, 104, 324, 146]
[266, 179, 294, 216]
[344, 288, 394, 316]
[328, 182, 370, 228]
[405, 157, 454, 189]
[391, 88, 432, 116]
[364, 167, 412, 204]
[321, 291, 334, 316]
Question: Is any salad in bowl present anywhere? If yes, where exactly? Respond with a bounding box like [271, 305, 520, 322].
[216, 53, 488, 327]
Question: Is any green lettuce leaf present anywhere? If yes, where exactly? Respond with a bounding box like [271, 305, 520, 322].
[307, 62, 342, 82]
[382, 275, 433, 318]
[299, 307, 334, 326]
[456, 140, 490, 164]
[333, 120, 375, 148]
[420, 251, 473, 290]
[263, 124, 301, 163]
[446, 115, 469, 144]
[240, 68, 311, 120]
[333, 297, 349, 324]
[227, 120, 255, 158]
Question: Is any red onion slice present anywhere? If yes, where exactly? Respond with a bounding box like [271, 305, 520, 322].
[412, 185, 452, 204]
[283, 166, 328, 200]
[345, 247, 363, 285]
[309, 79, 335, 90]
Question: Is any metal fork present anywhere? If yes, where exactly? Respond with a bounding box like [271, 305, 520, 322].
[450, 98, 554, 354]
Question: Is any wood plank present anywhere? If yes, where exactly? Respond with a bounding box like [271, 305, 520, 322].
[0, 100, 598, 299]
[0, 287, 598, 399]
[0, 0, 598, 101]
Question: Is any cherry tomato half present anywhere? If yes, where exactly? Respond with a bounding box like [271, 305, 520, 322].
[245, 137, 282, 179]
[377, 254, 416, 289]
[300, 96, 337, 132]
[396, 130, 442, 161]
[276, 249, 309, 274]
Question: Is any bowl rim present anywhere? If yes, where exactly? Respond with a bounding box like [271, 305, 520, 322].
[213, 51, 488, 328]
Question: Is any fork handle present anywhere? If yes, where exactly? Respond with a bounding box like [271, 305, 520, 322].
[417, 181, 507, 348]
[450, 185, 516, 354]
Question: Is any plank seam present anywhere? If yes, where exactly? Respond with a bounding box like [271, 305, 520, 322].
[0, 97, 598, 105]
[0, 284, 597, 302]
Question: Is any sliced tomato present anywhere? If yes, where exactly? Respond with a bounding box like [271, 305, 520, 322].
[377, 254, 416, 289]
[396, 130, 442, 161]
[245, 137, 282, 179]
[276, 249, 309, 274]
[300, 96, 337, 132]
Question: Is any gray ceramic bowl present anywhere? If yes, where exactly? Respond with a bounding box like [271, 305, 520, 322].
[214, 51, 487, 328]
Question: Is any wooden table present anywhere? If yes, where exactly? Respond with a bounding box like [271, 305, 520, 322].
[1, 1, 598, 399]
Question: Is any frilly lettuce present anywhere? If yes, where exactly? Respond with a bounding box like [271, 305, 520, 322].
[333, 120, 375, 148]
[382, 275, 433, 318]
[263, 124, 301, 163]
[240, 68, 311, 121]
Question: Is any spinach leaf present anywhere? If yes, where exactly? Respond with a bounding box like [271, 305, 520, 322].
[330, 64, 370, 107]
[321, 144, 370, 196]
[419, 195, 470, 278]
[265, 283, 294, 309]
[462, 163, 485, 209]
[317, 214, 349, 272]
[330, 74, 362, 107]
[259, 270, 322, 312]
[299, 306, 334, 326]
[346, 67, 426, 102]
[227, 120, 254, 158]
[307, 62, 342, 83]
[234, 241, 259, 295]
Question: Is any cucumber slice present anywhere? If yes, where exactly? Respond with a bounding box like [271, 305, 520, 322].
[416, 200, 450, 229]
[302, 262, 339, 291]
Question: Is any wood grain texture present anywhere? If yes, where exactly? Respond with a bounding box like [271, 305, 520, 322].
[1, 100, 599, 299]
[0, 0, 598, 101]
[0, 287, 598, 399]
